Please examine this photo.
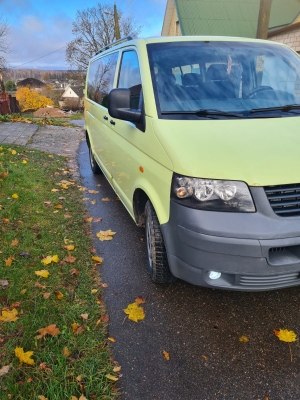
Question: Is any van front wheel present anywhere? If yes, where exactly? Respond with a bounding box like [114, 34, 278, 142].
[145, 201, 175, 284]
[89, 146, 101, 174]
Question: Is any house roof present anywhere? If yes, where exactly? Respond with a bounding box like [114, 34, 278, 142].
[162, 0, 300, 38]
[62, 86, 84, 99]
[17, 78, 45, 88]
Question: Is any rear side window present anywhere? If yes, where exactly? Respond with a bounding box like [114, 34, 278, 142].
[87, 52, 119, 107]
[118, 51, 142, 109]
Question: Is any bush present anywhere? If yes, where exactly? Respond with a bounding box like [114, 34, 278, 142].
[16, 87, 54, 111]
[5, 80, 17, 92]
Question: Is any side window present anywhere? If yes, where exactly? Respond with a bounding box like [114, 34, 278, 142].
[118, 51, 142, 109]
[87, 52, 118, 107]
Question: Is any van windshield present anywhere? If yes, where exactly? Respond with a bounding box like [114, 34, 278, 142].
[147, 41, 300, 119]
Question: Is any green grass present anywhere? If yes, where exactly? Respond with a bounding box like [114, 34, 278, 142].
[0, 113, 84, 127]
[0, 145, 118, 399]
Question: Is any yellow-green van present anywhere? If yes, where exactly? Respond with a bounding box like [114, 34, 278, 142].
[84, 36, 300, 291]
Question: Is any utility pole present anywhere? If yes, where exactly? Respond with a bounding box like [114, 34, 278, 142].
[256, 0, 273, 39]
[114, 3, 121, 40]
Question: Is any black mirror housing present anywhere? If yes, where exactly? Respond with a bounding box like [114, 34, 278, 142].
[108, 88, 141, 123]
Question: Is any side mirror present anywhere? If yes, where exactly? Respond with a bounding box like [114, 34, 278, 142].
[108, 88, 141, 123]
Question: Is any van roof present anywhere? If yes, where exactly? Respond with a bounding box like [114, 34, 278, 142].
[90, 35, 286, 61]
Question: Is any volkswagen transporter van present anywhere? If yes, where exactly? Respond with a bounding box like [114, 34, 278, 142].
[84, 36, 300, 291]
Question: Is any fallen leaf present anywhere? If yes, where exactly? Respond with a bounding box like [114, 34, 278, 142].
[162, 350, 170, 360]
[11, 239, 19, 247]
[54, 204, 63, 209]
[35, 324, 60, 339]
[100, 314, 109, 323]
[0, 365, 10, 377]
[0, 280, 9, 287]
[274, 329, 297, 342]
[93, 218, 103, 223]
[2, 218, 10, 224]
[123, 302, 145, 323]
[11, 149, 17, 155]
[88, 190, 99, 194]
[92, 256, 103, 264]
[15, 347, 34, 365]
[91, 200, 97, 205]
[62, 347, 70, 357]
[12, 194, 18, 199]
[239, 335, 249, 343]
[80, 313, 88, 320]
[0, 308, 18, 322]
[5, 256, 15, 267]
[108, 337, 116, 342]
[113, 366, 121, 372]
[85, 217, 93, 222]
[20, 289, 27, 294]
[105, 374, 118, 382]
[76, 375, 82, 382]
[71, 323, 84, 334]
[96, 230, 116, 241]
[35, 282, 46, 289]
[43, 201, 52, 207]
[135, 296, 146, 304]
[39, 362, 52, 372]
[35, 270, 50, 278]
[63, 254, 76, 263]
[51, 188, 59, 193]
[64, 245, 75, 251]
[41, 255, 59, 265]
[22, 160, 27, 164]
[37, 396, 48, 400]
[91, 289, 98, 294]
[43, 293, 51, 299]
[100, 283, 108, 288]
[54, 291, 64, 300]
[69, 268, 80, 276]
[64, 214, 72, 218]
[202, 355, 208, 361]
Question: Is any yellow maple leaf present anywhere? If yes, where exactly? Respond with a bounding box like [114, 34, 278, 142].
[15, 347, 34, 365]
[96, 230, 116, 241]
[0, 308, 18, 322]
[92, 255, 103, 264]
[41, 255, 59, 265]
[54, 204, 62, 209]
[11, 239, 19, 247]
[35, 270, 50, 278]
[64, 245, 75, 251]
[239, 335, 249, 343]
[22, 160, 27, 164]
[123, 302, 145, 323]
[62, 346, 70, 357]
[11, 150, 17, 155]
[105, 373, 119, 381]
[91, 289, 98, 294]
[274, 329, 297, 342]
[12, 193, 19, 199]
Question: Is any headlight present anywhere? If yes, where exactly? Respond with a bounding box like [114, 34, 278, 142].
[172, 174, 255, 212]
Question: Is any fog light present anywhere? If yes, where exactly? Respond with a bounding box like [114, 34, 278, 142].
[208, 271, 221, 280]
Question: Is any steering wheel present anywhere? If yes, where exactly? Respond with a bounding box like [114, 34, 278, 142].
[247, 86, 275, 99]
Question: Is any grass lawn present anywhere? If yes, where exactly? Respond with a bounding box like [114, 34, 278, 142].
[0, 145, 118, 399]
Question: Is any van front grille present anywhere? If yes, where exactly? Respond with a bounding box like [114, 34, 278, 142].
[239, 272, 300, 288]
[264, 184, 300, 217]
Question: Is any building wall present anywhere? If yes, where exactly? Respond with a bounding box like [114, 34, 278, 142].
[269, 25, 300, 52]
[167, 6, 182, 36]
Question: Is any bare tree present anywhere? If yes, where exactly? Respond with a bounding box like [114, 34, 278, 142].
[66, 3, 141, 71]
[0, 16, 9, 72]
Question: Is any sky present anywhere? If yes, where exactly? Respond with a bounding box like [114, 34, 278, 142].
[1, 0, 167, 70]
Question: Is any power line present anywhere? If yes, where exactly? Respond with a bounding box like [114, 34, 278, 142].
[10, 45, 67, 69]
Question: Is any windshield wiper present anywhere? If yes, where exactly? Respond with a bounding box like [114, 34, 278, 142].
[161, 109, 244, 118]
[250, 104, 300, 114]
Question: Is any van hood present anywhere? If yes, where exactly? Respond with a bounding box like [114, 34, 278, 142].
[151, 117, 300, 186]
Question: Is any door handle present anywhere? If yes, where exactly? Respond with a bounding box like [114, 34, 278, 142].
[110, 120, 115, 125]
[103, 115, 108, 120]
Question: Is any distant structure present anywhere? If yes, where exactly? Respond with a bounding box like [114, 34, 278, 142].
[162, 0, 300, 53]
[17, 78, 46, 89]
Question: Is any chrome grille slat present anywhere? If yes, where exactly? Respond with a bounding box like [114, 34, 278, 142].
[264, 184, 300, 217]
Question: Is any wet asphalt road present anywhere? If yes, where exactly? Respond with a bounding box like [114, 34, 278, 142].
[78, 140, 300, 400]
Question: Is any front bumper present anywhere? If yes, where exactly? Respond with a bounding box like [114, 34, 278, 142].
[161, 187, 300, 291]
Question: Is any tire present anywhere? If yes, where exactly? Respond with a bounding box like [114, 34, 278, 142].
[145, 200, 176, 284]
[89, 145, 102, 174]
